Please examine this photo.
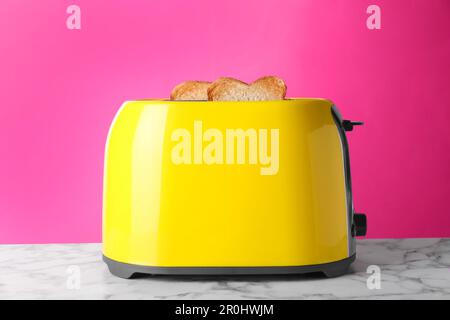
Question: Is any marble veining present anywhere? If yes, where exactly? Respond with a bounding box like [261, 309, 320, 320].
[0, 238, 449, 299]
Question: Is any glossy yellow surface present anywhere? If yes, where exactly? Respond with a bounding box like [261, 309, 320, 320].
[103, 99, 350, 267]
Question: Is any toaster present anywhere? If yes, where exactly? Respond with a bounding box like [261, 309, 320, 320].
[102, 98, 366, 278]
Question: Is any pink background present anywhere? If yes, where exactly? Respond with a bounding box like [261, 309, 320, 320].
[1, 0, 449, 244]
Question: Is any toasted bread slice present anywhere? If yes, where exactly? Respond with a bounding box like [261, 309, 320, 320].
[206, 77, 248, 100]
[170, 81, 211, 100]
[207, 76, 287, 101]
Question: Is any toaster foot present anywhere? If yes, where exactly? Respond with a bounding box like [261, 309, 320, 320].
[107, 265, 135, 279]
[105, 259, 136, 279]
[322, 265, 350, 278]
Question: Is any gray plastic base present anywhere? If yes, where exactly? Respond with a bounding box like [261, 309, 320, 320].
[103, 254, 355, 279]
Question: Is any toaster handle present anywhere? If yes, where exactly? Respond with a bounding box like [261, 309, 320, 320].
[342, 120, 364, 131]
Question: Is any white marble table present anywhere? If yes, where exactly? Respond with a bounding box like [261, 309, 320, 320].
[0, 238, 449, 299]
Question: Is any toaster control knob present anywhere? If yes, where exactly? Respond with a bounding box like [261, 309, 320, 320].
[343, 120, 364, 131]
[354, 213, 367, 236]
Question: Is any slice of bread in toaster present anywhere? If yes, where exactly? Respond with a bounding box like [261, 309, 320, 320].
[170, 81, 211, 100]
[207, 76, 287, 101]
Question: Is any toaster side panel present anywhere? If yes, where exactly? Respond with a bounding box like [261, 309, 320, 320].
[331, 105, 356, 256]
[103, 101, 170, 265]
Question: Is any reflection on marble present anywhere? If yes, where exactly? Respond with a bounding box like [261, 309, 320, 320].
[0, 239, 449, 299]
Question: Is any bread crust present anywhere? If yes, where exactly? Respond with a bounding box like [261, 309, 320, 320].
[170, 81, 211, 100]
[170, 76, 287, 101]
[207, 77, 249, 101]
[207, 76, 286, 101]
[252, 76, 287, 99]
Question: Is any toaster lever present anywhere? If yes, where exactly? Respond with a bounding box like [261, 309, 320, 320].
[343, 120, 364, 131]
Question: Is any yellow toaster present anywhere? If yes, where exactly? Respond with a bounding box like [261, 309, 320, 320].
[102, 98, 366, 278]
